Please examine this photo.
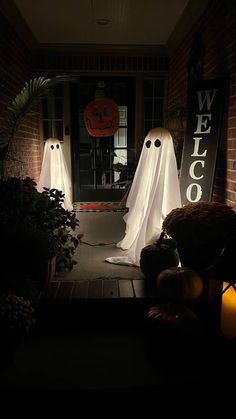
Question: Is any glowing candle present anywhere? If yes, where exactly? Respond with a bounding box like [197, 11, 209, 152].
[220, 282, 236, 340]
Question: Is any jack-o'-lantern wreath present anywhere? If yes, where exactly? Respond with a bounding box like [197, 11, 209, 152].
[84, 98, 119, 137]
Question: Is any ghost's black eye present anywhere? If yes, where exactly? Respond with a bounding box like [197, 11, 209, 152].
[145, 140, 151, 148]
[51, 145, 54, 150]
[56, 144, 59, 149]
[154, 139, 161, 148]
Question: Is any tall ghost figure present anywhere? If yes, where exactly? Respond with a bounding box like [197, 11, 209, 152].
[37, 138, 73, 211]
[106, 127, 181, 266]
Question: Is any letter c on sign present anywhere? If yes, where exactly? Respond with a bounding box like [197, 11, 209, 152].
[189, 160, 205, 180]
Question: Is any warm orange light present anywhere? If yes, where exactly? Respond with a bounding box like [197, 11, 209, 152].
[221, 282, 236, 340]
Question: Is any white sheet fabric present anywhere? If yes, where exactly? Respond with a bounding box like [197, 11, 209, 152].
[37, 138, 73, 211]
[106, 127, 181, 266]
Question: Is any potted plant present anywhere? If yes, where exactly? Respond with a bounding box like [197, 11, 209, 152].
[35, 185, 80, 272]
[0, 75, 79, 289]
[4, 227, 58, 291]
[162, 201, 236, 280]
[0, 293, 35, 368]
[0, 177, 80, 290]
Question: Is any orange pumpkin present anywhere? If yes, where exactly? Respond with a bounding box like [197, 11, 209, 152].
[156, 266, 203, 301]
[146, 303, 201, 354]
[84, 98, 119, 137]
[147, 303, 199, 332]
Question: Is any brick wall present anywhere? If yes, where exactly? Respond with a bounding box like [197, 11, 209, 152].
[0, 12, 41, 180]
[167, 0, 236, 209]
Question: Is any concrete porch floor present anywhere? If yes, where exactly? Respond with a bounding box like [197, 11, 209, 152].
[56, 210, 144, 282]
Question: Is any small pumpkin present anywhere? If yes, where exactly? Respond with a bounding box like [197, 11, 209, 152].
[156, 266, 203, 301]
[145, 303, 203, 371]
[84, 98, 119, 137]
[147, 303, 199, 331]
[140, 232, 179, 280]
[146, 303, 200, 344]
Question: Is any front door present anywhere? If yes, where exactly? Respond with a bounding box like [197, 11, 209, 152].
[70, 77, 135, 202]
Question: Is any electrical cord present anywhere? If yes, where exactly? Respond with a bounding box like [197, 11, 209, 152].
[81, 240, 117, 246]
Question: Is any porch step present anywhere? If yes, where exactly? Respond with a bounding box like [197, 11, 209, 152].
[37, 278, 155, 330]
[35, 278, 210, 332]
[36, 296, 158, 332]
[35, 301, 218, 335]
[42, 278, 153, 300]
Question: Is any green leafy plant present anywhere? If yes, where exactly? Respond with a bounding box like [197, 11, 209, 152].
[38, 186, 80, 271]
[0, 177, 80, 273]
[13, 227, 59, 261]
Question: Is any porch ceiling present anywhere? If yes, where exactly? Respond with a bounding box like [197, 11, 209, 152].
[12, 0, 190, 45]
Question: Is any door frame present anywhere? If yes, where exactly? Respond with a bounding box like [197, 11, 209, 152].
[70, 76, 135, 202]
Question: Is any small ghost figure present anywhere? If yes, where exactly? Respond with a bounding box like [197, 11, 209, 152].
[106, 127, 181, 266]
[37, 137, 73, 211]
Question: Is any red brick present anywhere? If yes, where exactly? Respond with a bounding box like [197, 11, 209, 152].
[227, 150, 236, 159]
[0, 12, 41, 180]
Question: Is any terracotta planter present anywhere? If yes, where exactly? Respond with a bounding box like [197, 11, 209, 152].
[28, 256, 56, 290]
[46, 255, 57, 286]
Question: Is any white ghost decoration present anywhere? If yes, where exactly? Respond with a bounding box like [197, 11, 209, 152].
[106, 127, 181, 266]
[37, 137, 73, 211]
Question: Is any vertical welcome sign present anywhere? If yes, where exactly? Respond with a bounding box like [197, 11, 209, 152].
[180, 78, 226, 205]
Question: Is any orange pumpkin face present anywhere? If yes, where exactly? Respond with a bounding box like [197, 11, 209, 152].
[84, 98, 119, 137]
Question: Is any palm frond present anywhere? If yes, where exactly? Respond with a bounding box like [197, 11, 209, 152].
[3, 75, 73, 143]
[0, 74, 74, 176]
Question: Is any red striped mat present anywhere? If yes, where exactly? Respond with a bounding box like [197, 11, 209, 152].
[77, 202, 127, 212]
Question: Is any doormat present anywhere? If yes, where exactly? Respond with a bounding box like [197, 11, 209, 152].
[75, 202, 128, 212]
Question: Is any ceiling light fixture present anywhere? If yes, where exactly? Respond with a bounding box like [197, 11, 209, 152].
[96, 18, 111, 25]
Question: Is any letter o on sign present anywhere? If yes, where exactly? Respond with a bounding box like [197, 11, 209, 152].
[186, 183, 203, 202]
